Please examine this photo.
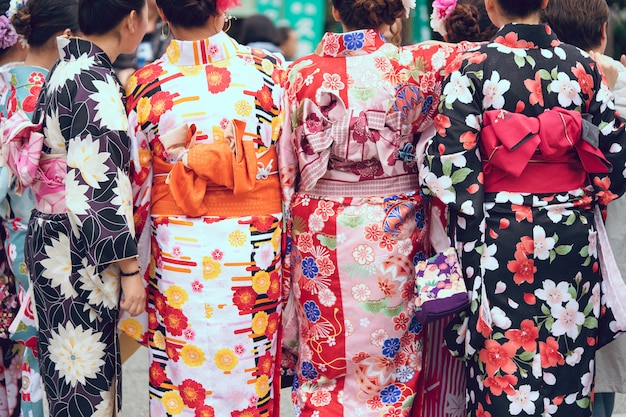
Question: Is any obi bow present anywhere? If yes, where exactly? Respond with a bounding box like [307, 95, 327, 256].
[1, 110, 44, 195]
[297, 91, 403, 191]
[480, 108, 611, 184]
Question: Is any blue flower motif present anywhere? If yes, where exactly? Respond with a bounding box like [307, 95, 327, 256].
[380, 385, 402, 404]
[344, 32, 365, 50]
[301, 361, 318, 380]
[415, 206, 426, 229]
[304, 300, 321, 322]
[408, 315, 422, 334]
[413, 251, 427, 265]
[292, 373, 300, 390]
[301, 257, 319, 279]
[382, 337, 400, 358]
[421, 95, 434, 115]
[396, 365, 415, 383]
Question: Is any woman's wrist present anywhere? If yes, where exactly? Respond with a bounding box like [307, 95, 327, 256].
[120, 269, 140, 277]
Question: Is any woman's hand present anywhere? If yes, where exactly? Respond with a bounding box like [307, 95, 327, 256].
[590, 51, 619, 90]
[117, 257, 146, 316]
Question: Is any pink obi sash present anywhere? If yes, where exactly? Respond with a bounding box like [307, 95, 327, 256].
[480, 108, 611, 193]
[2, 110, 66, 213]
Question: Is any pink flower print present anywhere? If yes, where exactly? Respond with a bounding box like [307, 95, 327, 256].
[208, 44, 219, 56]
[28, 71, 45, 84]
[172, 246, 182, 258]
[219, 118, 230, 130]
[234, 344, 245, 355]
[212, 249, 224, 260]
[183, 328, 195, 340]
[322, 73, 345, 91]
[191, 280, 204, 293]
[323, 34, 340, 57]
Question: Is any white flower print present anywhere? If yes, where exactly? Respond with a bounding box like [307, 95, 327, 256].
[47, 52, 96, 92]
[345, 319, 354, 336]
[546, 204, 573, 223]
[494, 191, 524, 205]
[92, 387, 114, 417]
[535, 280, 572, 307]
[352, 283, 371, 302]
[78, 260, 120, 311]
[360, 70, 379, 88]
[482, 71, 510, 109]
[551, 299, 584, 340]
[318, 289, 337, 307]
[596, 82, 614, 112]
[480, 243, 499, 271]
[507, 385, 539, 415]
[360, 317, 370, 327]
[422, 171, 455, 204]
[531, 354, 541, 378]
[352, 244, 375, 265]
[254, 242, 275, 270]
[65, 169, 90, 216]
[543, 397, 558, 417]
[308, 213, 325, 233]
[40, 233, 78, 299]
[90, 75, 128, 131]
[591, 282, 601, 317]
[48, 322, 106, 387]
[322, 73, 345, 91]
[587, 229, 598, 258]
[549, 72, 582, 107]
[565, 347, 584, 366]
[370, 328, 388, 346]
[44, 109, 65, 153]
[310, 390, 332, 407]
[444, 71, 473, 105]
[111, 168, 134, 231]
[490, 306, 512, 330]
[67, 134, 110, 188]
[580, 359, 594, 396]
[460, 200, 475, 216]
[465, 113, 482, 130]
[397, 238, 412, 256]
[533, 225, 555, 260]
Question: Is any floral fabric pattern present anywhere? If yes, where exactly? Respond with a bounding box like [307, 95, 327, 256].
[423, 24, 626, 417]
[124, 31, 285, 417]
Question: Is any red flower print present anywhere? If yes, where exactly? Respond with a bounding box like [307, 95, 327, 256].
[179, 379, 207, 408]
[316, 256, 335, 277]
[27, 71, 45, 84]
[483, 373, 518, 396]
[378, 278, 397, 297]
[206, 65, 231, 94]
[479, 339, 518, 376]
[393, 313, 410, 332]
[507, 250, 536, 285]
[524, 72, 544, 107]
[364, 224, 383, 242]
[154, 292, 168, 315]
[166, 341, 181, 361]
[460, 131, 477, 150]
[383, 407, 402, 417]
[367, 396, 384, 410]
[149, 362, 168, 386]
[267, 271, 281, 300]
[256, 84, 274, 112]
[252, 215, 275, 232]
[314, 200, 335, 221]
[512, 204, 533, 223]
[539, 337, 564, 368]
[21, 85, 41, 113]
[571, 62, 594, 97]
[434, 114, 451, 136]
[134, 63, 163, 84]
[149, 91, 176, 124]
[465, 51, 487, 65]
[379, 235, 395, 252]
[524, 293, 537, 305]
[515, 236, 534, 255]
[195, 405, 216, 417]
[148, 308, 158, 329]
[495, 32, 536, 49]
[255, 351, 274, 377]
[505, 320, 539, 352]
[231, 406, 260, 417]
[163, 306, 189, 336]
[476, 402, 492, 417]
[595, 176, 618, 206]
[265, 312, 279, 338]
[233, 287, 257, 312]
[444, 56, 464, 77]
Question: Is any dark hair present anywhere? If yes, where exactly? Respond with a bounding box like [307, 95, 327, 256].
[12, 0, 79, 47]
[495, 0, 544, 19]
[542, 0, 609, 51]
[0, 0, 9, 16]
[240, 14, 279, 46]
[331, 0, 405, 44]
[78, 0, 145, 36]
[278, 26, 294, 46]
[445, 0, 498, 43]
[155, 0, 218, 28]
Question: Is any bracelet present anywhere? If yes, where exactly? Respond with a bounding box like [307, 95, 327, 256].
[120, 269, 140, 277]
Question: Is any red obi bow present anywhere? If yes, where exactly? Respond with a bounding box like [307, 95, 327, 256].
[480, 108, 611, 183]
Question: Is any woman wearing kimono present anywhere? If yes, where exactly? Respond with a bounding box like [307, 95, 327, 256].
[123, 0, 286, 416]
[278, 0, 463, 415]
[0, 2, 79, 415]
[423, 0, 626, 416]
[2, 0, 148, 416]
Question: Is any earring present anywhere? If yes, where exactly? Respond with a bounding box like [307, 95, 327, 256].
[161, 21, 170, 38]
[223, 14, 235, 33]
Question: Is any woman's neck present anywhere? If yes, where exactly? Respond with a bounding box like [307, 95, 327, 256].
[170, 16, 224, 41]
[24, 41, 60, 70]
[81, 34, 122, 62]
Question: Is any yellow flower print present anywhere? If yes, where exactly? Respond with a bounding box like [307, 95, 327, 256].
[136, 97, 152, 124]
[228, 230, 246, 247]
[214, 348, 239, 372]
[234, 99, 252, 117]
[166, 41, 181, 63]
[161, 391, 185, 415]
[252, 271, 271, 294]
[120, 318, 142, 340]
[251, 311, 268, 334]
[202, 256, 221, 280]
[261, 59, 274, 75]
[271, 227, 281, 252]
[125, 75, 137, 95]
[179, 65, 202, 76]
[153, 331, 166, 350]
[180, 344, 206, 367]
[255, 374, 270, 398]
[212, 126, 225, 143]
[204, 304, 214, 319]
[164, 285, 188, 309]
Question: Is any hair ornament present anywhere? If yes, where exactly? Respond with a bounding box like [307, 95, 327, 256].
[216, 0, 241, 14]
[7, 0, 27, 19]
[403, 0, 416, 18]
[0, 15, 17, 49]
[430, 0, 458, 37]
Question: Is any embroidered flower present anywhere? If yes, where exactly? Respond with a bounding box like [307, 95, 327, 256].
[430, 0, 458, 36]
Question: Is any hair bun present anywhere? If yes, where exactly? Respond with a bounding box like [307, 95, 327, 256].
[445, 4, 480, 43]
[10, 3, 30, 40]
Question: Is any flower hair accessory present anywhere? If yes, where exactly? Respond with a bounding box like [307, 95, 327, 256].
[216, 0, 241, 14]
[403, 0, 417, 18]
[0, 16, 18, 50]
[430, 0, 458, 37]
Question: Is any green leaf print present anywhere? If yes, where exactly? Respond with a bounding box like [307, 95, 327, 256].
[583, 316, 598, 329]
[519, 350, 536, 362]
[549, 250, 556, 263]
[551, 67, 559, 80]
[337, 212, 365, 229]
[492, 332, 505, 340]
[565, 213, 576, 226]
[450, 168, 473, 185]
[539, 69, 552, 81]
[350, 88, 376, 102]
[360, 299, 389, 314]
[568, 286, 578, 300]
[541, 304, 551, 316]
[317, 234, 337, 250]
[577, 398, 590, 409]
[583, 302, 594, 316]
[514, 54, 525, 68]
[442, 159, 453, 177]
[341, 263, 376, 279]
[555, 245, 573, 256]
[526, 55, 536, 69]
[545, 317, 554, 331]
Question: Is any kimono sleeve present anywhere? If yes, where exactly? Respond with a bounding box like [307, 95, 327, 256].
[64, 70, 138, 267]
[423, 58, 485, 241]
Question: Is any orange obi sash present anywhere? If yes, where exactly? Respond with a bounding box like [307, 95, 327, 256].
[480, 108, 611, 194]
[151, 119, 281, 217]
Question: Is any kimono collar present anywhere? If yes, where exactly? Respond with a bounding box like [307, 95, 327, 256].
[492, 23, 561, 50]
[56, 37, 113, 69]
[164, 31, 241, 66]
[319, 29, 388, 57]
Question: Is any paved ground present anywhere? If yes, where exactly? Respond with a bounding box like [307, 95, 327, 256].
[122, 346, 626, 416]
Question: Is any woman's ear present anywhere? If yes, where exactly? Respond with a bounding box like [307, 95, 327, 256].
[127, 9, 138, 35]
[331, 6, 341, 23]
[62, 28, 73, 37]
